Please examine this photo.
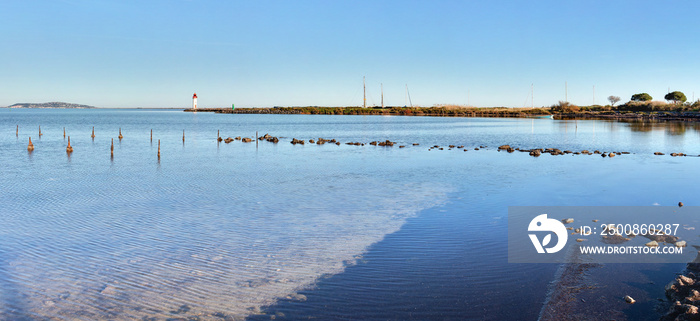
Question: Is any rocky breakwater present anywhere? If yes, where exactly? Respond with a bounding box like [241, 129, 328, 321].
[208, 133, 698, 160]
[258, 133, 279, 143]
[663, 268, 700, 320]
[308, 138, 340, 145]
[369, 140, 396, 147]
[494, 144, 634, 158]
[220, 134, 281, 144]
[659, 233, 698, 321]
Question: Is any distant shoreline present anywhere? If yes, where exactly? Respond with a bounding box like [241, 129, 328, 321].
[2, 107, 185, 110]
[183, 106, 700, 122]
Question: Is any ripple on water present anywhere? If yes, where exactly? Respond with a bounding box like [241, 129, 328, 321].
[1, 154, 450, 321]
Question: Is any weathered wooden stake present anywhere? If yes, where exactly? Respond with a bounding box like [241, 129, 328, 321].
[111, 138, 114, 157]
[91, 127, 95, 138]
[39, 126, 42, 137]
[63, 127, 66, 138]
[66, 136, 73, 153]
[256, 131, 258, 148]
[16, 125, 18, 137]
[150, 129, 153, 142]
[157, 139, 161, 159]
[118, 128, 123, 140]
[27, 137, 34, 151]
[183, 130, 185, 142]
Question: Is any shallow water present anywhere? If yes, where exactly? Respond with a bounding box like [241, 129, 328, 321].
[1, 109, 700, 320]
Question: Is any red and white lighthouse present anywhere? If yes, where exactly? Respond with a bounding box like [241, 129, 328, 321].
[192, 93, 198, 110]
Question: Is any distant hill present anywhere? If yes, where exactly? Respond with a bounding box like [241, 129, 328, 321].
[7, 102, 95, 109]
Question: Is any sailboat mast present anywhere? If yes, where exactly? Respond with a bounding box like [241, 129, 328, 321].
[363, 76, 366, 108]
[406, 84, 413, 108]
[381, 83, 384, 108]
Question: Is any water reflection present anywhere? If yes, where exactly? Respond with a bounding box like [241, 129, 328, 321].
[625, 120, 700, 136]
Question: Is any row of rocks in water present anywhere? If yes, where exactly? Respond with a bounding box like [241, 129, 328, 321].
[212, 135, 697, 158]
[219, 136, 253, 143]
[497, 144, 635, 157]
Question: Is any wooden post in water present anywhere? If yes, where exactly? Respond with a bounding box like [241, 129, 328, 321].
[182, 130, 185, 143]
[91, 127, 95, 139]
[63, 127, 66, 138]
[256, 131, 258, 148]
[16, 125, 18, 137]
[150, 129, 153, 142]
[66, 136, 73, 153]
[27, 137, 34, 151]
[157, 139, 161, 159]
[217, 130, 220, 139]
[111, 138, 114, 157]
[118, 128, 123, 140]
[39, 126, 42, 137]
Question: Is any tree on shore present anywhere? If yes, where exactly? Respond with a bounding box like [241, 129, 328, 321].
[550, 101, 579, 113]
[664, 91, 687, 104]
[608, 95, 621, 106]
[631, 93, 653, 102]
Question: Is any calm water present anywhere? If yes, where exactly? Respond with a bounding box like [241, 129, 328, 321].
[1, 109, 700, 320]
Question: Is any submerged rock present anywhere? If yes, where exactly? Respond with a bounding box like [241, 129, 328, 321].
[242, 137, 252, 143]
[643, 231, 679, 243]
[602, 234, 631, 244]
[624, 295, 636, 304]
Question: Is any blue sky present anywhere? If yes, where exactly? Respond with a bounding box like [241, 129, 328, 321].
[2, 0, 699, 108]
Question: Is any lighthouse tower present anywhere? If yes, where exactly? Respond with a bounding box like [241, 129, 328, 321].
[192, 93, 198, 110]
